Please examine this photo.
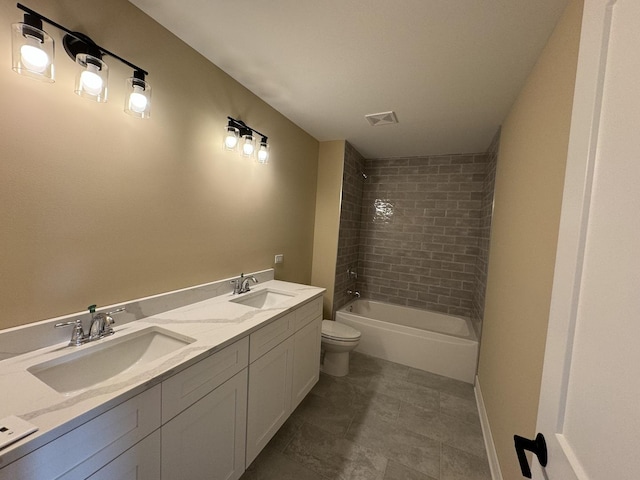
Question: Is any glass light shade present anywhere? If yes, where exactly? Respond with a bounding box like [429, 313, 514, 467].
[224, 126, 240, 150]
[241, 134, 255, 157]
[257, 142, 270, 164]
[11, 23, 54, 82]
[125, 78, 151, 118]
[74, 54, 108, 102]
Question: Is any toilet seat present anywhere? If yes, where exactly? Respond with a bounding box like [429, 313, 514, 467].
[321, 320, 361, 341]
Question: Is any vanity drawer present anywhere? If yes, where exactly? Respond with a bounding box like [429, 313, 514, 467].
[162, 337, 249, 422]
[0, 385, 161, 480]
[87, 430, 160, 480]
[249, 312, 295, 363]
[294, 297, 322, 331]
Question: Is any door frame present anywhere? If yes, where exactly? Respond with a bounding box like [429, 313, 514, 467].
[534, 0, 616, 478]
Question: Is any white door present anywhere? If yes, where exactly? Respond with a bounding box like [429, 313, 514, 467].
[532, 0, 640, 478]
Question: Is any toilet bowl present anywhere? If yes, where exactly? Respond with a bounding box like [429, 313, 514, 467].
[321, 320, 361, 377]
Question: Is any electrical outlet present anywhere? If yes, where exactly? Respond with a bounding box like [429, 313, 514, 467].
[274, 254, 284, 264]
[0, 415, 38, 449]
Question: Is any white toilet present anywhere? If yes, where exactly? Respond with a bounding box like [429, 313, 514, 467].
[321, 320, 361, 377]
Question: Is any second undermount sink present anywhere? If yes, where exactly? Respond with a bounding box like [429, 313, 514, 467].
[28, 327, 195, 394]
[230, 288, 296, 309]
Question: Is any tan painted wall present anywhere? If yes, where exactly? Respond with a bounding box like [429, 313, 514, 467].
[476, 0, 583, 478]
[311, 141, 345, 319]
[0, 0, 319, 330]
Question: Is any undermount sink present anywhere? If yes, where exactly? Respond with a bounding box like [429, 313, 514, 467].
[28, 327, 195, 394]
[229, 288, 295, 309]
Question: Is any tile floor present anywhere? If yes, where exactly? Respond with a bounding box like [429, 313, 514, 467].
[240, 351, 491, 480]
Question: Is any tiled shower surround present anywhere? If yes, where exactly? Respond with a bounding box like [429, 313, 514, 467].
[470, 134, 499, 337]
[358, 154, 490, 317]
[333, 146, 497, 324]
[333, 143, 366, 313]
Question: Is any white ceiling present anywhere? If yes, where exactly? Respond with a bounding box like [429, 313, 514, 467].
[130, 0, 569, 159]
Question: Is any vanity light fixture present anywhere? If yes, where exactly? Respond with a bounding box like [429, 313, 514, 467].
[11, 3, 151, 117]
[224, 116, 270, 164]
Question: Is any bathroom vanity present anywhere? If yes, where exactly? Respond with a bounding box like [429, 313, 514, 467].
[0, 271, 324, 480]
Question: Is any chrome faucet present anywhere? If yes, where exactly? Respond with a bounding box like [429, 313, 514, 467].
[89, 308, 123, 340]
[55, 305, 125, 346]
[347, 289, 361, 298]
[230, 273, 258, 294]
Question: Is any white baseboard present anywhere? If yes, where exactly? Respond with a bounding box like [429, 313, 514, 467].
[475, 375, 503, 480]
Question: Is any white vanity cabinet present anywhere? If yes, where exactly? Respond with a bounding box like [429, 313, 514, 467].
[246, 297, 322, 465]
[161, 337, 249, 480]
[0, 385, 161, 480]
[0, 290, 323, 480]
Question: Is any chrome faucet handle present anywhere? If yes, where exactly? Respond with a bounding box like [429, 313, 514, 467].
[230, 276, 242, 294]
[54, 318, 86, 346]
[88, 307, 124, 339]
[100, 307, 124, 336]
[239, 275, 258, 293]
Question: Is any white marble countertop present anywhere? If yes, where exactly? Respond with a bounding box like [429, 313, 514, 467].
[0, 279, 324, 466]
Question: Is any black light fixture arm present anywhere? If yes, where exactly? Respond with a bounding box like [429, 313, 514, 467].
[16, 3, 148, 77]
[227, 116, 268, 143]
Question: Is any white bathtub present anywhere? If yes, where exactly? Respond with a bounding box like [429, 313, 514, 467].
[336, 299, 478, 383]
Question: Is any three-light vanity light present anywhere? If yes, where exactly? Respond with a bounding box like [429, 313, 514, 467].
[224, 117, 270, 164]
[11, 3, 151, 118]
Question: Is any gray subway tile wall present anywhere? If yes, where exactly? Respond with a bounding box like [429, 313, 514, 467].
[470, 132, 499, 339]
[358, 154, 490, 317]
[333, 142, 366, 315]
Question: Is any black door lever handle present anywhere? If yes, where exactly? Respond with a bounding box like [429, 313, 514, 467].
[514, 433, 547, 478]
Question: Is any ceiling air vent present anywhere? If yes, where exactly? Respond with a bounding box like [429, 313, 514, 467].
[365, 111, 398, 126]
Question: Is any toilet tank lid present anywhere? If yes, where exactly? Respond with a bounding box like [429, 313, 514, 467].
[322, 320, 361, 340]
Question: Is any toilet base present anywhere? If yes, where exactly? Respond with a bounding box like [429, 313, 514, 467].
[322, 350, 350, 377]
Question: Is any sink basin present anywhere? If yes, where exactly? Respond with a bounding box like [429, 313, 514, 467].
[230, 289, 295, 309]
[28, 327, 195, 394]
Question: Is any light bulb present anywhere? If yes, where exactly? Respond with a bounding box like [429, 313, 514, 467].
[242, 135, 254, 156]
[80, 63, 103, 96]
[257, 143, 269, 164]
[20, 37, 48, 73]
[225, 135, 238, 149]
[128, 85, 148, 113]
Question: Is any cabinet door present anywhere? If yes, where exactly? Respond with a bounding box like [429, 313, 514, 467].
[87, 430, 160, 480]
[161, 369, 248, 480]
[246, 336, 294, 465]
[292, 317, 321, 410]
